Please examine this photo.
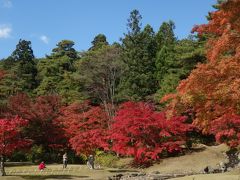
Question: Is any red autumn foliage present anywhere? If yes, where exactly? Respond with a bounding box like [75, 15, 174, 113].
[210, 114, 240, 148]
[58, 101, 109, 155]
[0, 116, 31, 156]
[110, 102, 191, 163]
[7, 93, 65, 149]
[162, 0, 240, 147]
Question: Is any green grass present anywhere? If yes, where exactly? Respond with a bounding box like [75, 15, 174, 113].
[2, 164, 138, 180]
[8, 175, 83, 180]
[1, 144, 239, 180]
[1, 163, 240, 180]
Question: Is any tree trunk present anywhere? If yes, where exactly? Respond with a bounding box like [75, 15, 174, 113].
[0, 155, 6, 176]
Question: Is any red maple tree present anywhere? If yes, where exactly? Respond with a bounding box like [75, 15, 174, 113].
[57, 101, 109, 155]
[110, 102, 191, 164]
[7, 93, 65, 149]
[210, 114, 240, 148]
[162, 0, 240, 146]
[0, 116, 30, 176]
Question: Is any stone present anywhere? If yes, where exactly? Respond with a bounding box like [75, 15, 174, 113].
[219, 162, 227, 173]
[238, 162, 240, 167]
[208, 166, 215, 173]
[203, 166, 209, 174]
[238, 153, 240, 160]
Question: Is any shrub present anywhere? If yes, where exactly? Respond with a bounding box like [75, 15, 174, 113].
[110, 101, 192, 165]
[95, 150, 119, 168]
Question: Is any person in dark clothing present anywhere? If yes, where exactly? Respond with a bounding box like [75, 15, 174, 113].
[87, 155, 95, 169]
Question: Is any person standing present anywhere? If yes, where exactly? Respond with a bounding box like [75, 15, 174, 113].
[63, 153, 68, 168]
[88, 155, 95, 169]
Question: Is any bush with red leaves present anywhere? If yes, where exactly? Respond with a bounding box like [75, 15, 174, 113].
[110, 101, 192, 164]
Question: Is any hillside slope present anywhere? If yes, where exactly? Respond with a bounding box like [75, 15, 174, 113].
[145, 144, 229, 174]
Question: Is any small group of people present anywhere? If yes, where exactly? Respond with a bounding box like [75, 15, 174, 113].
[38, 153, 95, 171]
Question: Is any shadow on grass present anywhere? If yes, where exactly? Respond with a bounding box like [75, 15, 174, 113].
[19, 175, 89, 179]
[108, 169, 138, 173]
[5, 162, 34, 167]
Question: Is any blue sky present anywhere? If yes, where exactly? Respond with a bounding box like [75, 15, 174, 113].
[0, 0, 215, 59]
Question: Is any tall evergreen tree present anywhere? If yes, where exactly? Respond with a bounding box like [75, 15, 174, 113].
[36, 40, 82, 103]
[119, 10, 157, 101]
[156, 21, 176, 51]
[0, 39, 37, 95]
[127, 9, 142, 36]
[155, 20, 206, 100]
[155, 21, 177, 99]
[50, 40, 78, 59]
[12, 40, 37, 90]
[155, 45, 175, 86]
[11, 39, 35, 62]
[89, 34, 109, 51]
[156, 36, 206, 100]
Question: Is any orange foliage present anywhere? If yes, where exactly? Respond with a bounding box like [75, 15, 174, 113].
[192, 0, 240, 62]
[163, 0, 240, 134]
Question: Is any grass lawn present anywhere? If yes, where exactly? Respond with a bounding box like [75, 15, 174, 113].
[1, 145, 239, 180]
[2, 164, 139, 180]
[1, 163, 240, 180]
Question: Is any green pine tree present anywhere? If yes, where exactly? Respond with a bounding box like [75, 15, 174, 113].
[119, 10, 157, 101]
[0, 39, 37, 96]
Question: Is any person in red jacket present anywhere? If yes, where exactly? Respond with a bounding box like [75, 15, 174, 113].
[38, 161, 46, 171]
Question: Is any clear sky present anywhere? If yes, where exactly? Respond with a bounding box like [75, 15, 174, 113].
[0, 0, 215, 59]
